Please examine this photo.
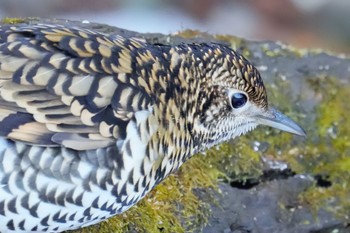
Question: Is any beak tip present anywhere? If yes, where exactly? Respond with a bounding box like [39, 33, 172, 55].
[257, 108, 307, 138]
[294, 127, 307, 137]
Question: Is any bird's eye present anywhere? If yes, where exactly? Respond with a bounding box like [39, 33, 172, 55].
[230, 93, 248, 109]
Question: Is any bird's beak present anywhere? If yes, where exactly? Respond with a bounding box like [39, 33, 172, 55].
[256, 108, 306, 136]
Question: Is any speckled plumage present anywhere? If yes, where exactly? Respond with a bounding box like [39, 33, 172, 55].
[0, 24, 304, 232]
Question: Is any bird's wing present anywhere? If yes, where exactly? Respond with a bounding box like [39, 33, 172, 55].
[0, 24, 154, 150]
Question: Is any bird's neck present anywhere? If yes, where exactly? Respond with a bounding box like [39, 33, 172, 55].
[133, 44, 208, 162]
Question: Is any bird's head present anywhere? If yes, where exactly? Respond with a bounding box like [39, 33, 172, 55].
[191, 44, 305, 152]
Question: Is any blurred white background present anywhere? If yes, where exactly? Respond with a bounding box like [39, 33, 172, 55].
[1, 0, 350, 52]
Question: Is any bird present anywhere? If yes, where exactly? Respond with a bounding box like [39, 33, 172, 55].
[0, 23, 305, 232]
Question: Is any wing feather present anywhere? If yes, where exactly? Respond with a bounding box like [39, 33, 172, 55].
[0, 24, 154, 150]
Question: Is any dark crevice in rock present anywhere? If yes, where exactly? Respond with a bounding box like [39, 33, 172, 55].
[230, 170, 334, 191]
[314, 175, 332, 188]
[230, 179, 259, 190]
[230, 169, 296, 190]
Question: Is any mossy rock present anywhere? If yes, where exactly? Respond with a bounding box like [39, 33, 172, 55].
[1, 17, 349, 233]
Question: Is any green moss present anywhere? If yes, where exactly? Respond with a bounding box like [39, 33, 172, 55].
[297, 77, 350, 221]
[260, 42, 308, 58]
[176, 31, 251, 59]
[259, 41, 349, 60]
[1, 17, 26, 24]
[175, 29, 206, 39]
[214, 35, 251, 58]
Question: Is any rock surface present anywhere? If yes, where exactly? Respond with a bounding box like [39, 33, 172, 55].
[202, 179, 346, 233]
